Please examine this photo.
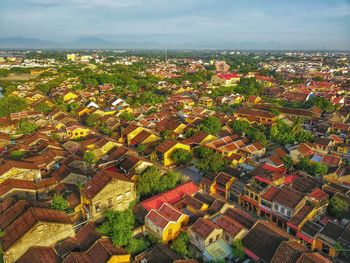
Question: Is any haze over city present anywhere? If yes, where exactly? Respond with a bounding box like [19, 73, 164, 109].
[1, 0, 350, 50]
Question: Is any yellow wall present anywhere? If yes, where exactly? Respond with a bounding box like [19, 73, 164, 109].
[67, 127, 90, 139]
[63, 92, 78, 102]
[107, 254, 131, 263]
[163, 143, 191, 166]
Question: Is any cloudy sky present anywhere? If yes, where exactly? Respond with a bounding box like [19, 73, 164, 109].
[1, 0, 349, 49]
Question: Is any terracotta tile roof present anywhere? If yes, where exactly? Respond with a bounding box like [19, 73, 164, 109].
[271, 241, 309, 263]
[155, 140, 177, 153]
[215, 172, 233, 187]
[287, 204, 314, 228]
[0, 207, 72, 250]
[17, 246, 60, 263]
[181, 131, 209, 146]
[158, 203, 183, 222]
[123, 124, 139, 136]
[129, 130, 152, 145]
[81, 169, 132, 199]
[296, 252, 332, 263]
[224, 207, 257, 229]
[191, 218, 219, 238]
[274, 186, 305, 209]
[146, 210, 170, 229]
[215, 215, 245, 237]
[0, 179, 36, 196]
[261, 186, 281, 202]
[0, 160, 39, 175]
[242, 221, 291, 262]
[0, 200, 50, 230]
[139, 182, 198, 211]
[63, 252, 91, 263]
[183, 194, 205, 210]
[86, 238, 128, 262]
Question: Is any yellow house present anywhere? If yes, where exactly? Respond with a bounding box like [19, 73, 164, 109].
[1, 207, 75, 263]
[129, 130, 160, 146]
[63, 91, 78, 102]
[0, 160, 41, 183]
[66, 125, 91, 139]
[145, 203, 189, 243]
[80, 169, 136, 221]
[199, 96, 213, 107]
[154, 140, 191, 166]
[184, 194, 209, 215]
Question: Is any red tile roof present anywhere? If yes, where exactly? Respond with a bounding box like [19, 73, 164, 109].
[191, 218, 219, 238]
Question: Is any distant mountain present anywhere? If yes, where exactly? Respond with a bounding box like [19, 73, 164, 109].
[0, 36, 330, 50]
[0, 37, 57, 49]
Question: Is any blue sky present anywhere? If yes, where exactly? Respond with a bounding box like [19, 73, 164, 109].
[1, 0, 349, 49]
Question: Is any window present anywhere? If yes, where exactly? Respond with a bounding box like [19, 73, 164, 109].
[125, 190, 131, 197]
[225, 234, 229, 241]
[107, 198, 113, 208]
[95, 203, 101, 212]
[216, 234, 220, 240]
[280, 207, 285, 214]
[287, 210, 291, 217]
[274, 204, 278, 210]
[80, 132, 84, 135]
[116, 194, 123, 202]
[209, 237, 213, 244]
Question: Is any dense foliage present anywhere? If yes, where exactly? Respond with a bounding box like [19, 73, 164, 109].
[170, 232, 189, 257]
[231, 119, 267, 146]
[171, 149, 192, 165]
[137, 167, 181, 197]
[0, 96, 27, 117]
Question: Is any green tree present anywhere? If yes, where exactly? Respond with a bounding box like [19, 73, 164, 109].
[0, 96, 27, 117]
[10, 150, 26, 160]
[85, 114, 99, 128]
[51, 194, 69, 211]
[170, 232, 189, 257]
[18, 120, 38, 134]
[232, 239, 245, 261]
[126, 238, 150, 255]
[35, 102, 52, 114]
[97, 209, 135, 246]
[171, 149, 192, 165]
[282, 156, 293, 170]
[196, 152, 228, 175]
[83, 151, 97, 165]
[199, 116, 221, 135]
[119, 111, 135, 121]
[328, 196, 349, 219]
[137, 167, 181, 197]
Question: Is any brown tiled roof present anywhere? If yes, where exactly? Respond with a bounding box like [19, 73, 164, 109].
[215, 215, 244, 237]
[215, 172, 232, 187]
[288, 204, 313, 228]
[296, 252, 332, 263]
[181, 131, 209, 146]
[158, 203, 183, 222]
[130, 130, 152, 145]
[191, 218, 219, 238]
[0, 179, 36, 196]
[0, 200, 50, 230]
[224, 207, 257, 229]
[261, 186, 281, 202]
[0, 207, 72, 250]
[155, 140, 177, 153]
[146, 210, 170, 229]
[242, 221, 291, 262]
[63, 252, 91, 263]
[183, 194, 205, 210]
[0, 160, 39, 175]
[81, 169, 132, 199]
[274, 186, 305, 209]
[17, 246, 60, 263]
[123, 124, 139, 136]
[271, 241, 309, 263]
[86, 238, 128, 262]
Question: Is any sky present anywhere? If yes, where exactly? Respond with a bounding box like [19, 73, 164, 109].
[0, 0, 350, 50]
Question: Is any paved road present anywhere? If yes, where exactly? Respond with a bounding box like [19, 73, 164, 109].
[176, 166, 203, 184]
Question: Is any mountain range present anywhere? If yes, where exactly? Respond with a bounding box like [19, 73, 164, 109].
[0, 36, 328, 50]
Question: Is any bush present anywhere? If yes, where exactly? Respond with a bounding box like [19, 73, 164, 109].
[126, 238, 150, 255]
[0, 96, 27, 117]
[171, 149, 192, 165]
[170, 232, 189, 257]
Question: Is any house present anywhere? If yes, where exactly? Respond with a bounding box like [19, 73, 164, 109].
[270, 240, 309, 263]
[271, 186, 306, 229]
[0, 207, 75, 263]
[188, 218, 223, 252]
[181, 131, 217, 148]
[198, 96, 213, 107]
[155, 140, 191, 166]
[80, 169, 136, 221]
[134, 244, 184, 263]
[0, 160, 41, 183]
[290, 142, 315, 162]
[62, 238, 130, 263]
[17, 246, 60, 263]
[66, 125, 91, 140]
[314, 221, 350, 258]
[234, 107, 278, 125]
[242, 220, 291, 262]
[62, 91, 78, 102]
[211, 73, 240, 86]
[145, 203, 189, 243]
[213, 215, 248, 244]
